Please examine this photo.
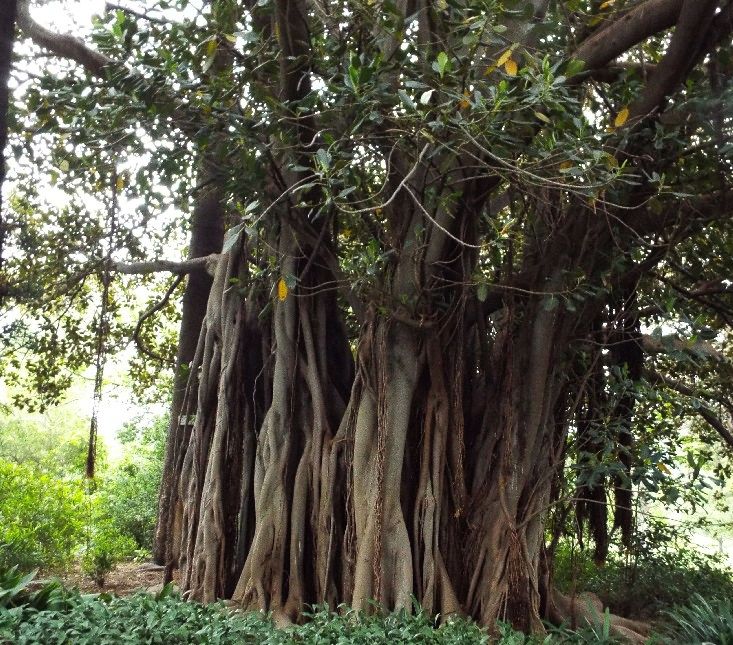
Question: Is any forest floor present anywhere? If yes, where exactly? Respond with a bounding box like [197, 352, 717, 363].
[39, 561, 175, 596]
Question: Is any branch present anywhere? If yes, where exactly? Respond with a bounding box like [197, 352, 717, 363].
[579, 63, 657, 84]
[16, 2, 112, 76]
[629, 0, 718, 120]
[573, 0, 683, 70]
[133, 274, 183, 365]
[648, 272, 733, 326]
[112, 254, 220, 276]
[629, 190, 733, 240]
[699, 408, 733, 450]
[640, 333, 725, 361]
[105, 2, 167, 25]
[646, 370, 733, 449]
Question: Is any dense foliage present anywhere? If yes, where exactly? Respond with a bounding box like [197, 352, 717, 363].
[0, 407, 165, 582]
[0, 460, 84, 570]
[553, 538, 733, 620]
[97, 416, 166, 552]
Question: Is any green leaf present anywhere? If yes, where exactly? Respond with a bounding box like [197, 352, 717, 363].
[315, 148, 331, 170]
[348, 64, 360, 90]
[435, 51, 449, 78]
[222, 223, 244, 253]
[564, 58, 585, 77]
[398, 89, 415, 110]
[477, 283, 488, 302]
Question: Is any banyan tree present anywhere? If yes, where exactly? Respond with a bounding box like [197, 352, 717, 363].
[10, 0, 733, 636]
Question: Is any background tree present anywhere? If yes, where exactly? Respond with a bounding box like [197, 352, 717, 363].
[3, 0, 733, 638]
[0, 0, 18, 301]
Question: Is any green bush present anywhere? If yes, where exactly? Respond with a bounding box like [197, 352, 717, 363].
[0, 574, 667, 645]
[81, 523, 137, 587]
[97, 416, 166, 552]
[97, 459, 162, 553]
[0, 460, 85, 570]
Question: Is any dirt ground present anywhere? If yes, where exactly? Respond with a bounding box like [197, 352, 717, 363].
[38, 561, 177, 596]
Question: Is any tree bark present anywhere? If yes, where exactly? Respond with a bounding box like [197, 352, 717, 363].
[0, 0, 17, 300]
[154, 167, 224, 564]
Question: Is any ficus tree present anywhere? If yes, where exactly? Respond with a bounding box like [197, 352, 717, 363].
[4, 0, 733, 637]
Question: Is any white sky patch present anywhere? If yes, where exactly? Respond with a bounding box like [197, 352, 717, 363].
[3, 0, 185, 452]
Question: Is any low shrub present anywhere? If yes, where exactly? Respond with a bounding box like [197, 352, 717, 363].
[0, 577, 629, 645]
[81, 523, 137, 587]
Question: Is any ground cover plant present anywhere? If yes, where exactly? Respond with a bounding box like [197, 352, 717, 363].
[1, 569, 732, 645]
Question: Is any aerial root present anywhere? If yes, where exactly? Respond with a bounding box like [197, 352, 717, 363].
[549, 590, 650, 644]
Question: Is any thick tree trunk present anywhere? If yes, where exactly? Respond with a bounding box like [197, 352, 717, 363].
[163, 180, 602, 633]
[0, 0, 17, 300]
[160, 149, 658, 638]
[154, 168, 224, 565]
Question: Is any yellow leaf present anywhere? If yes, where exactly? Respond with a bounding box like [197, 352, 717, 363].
[205, 38, 217, 56]
[115, 175, 125, 191]
[436, 0, 447, 9]
[496, 49, 512, 67]
[614, 106, 629, 128]
[657, 463, 670, 474]
[224, 33, 237, 43]
[458, 91, 471, 110]
[484, 64, 497, 76]
[559, 160, 573, 170]
[599, 0, 614, 8]
[59, 159, 69, 172]
[504, 58, 518, 76]
[277, 278, 288, 301]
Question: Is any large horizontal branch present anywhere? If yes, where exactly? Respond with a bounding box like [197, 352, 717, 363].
[699, 408, 733, 450]
[16, 2, 112, 76]
[628, 189, 733, 242]
[573, 0, 683, 70]
[113, 254, 220, 276]
[640, 333, 724, 361]
[105, 2, 167, 25]
[16, 1, 203, 137]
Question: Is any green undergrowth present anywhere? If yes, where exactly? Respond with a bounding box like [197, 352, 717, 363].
[0, 569, 728, 645]
[553, 539, 733, 620]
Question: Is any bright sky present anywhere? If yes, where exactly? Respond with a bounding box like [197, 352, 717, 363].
[3, 1, 175, 459]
